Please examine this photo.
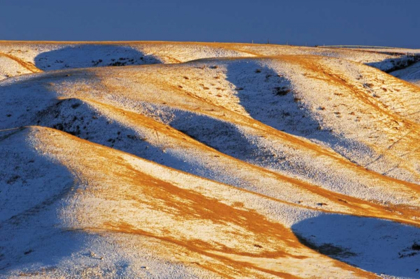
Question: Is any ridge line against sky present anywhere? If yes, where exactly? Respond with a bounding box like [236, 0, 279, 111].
[0, 0, 419, 48]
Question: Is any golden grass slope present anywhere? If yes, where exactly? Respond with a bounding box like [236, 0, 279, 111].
[2, 42, 420, 278]
[0, 53, 41, 80]
[1, 126, 377, 278]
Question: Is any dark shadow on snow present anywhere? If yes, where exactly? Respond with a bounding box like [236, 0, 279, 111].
[292, 214, 420, 277]
[224, 60, 375, 163]
[35, 98, 223, 184]
[0, 128, 88, 274]
[0, 69, 226, 187]
[166, 104, 380, 196]
[168, 108, 293, 169]
[35, 44, 161, 71]
[0, 69, 242, 191]
[367, 55, 420, 73]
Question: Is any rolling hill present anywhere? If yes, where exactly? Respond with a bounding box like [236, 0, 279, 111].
[1, 41, 420, 278]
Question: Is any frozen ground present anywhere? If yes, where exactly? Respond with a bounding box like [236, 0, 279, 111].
[1, 41, 420, 278]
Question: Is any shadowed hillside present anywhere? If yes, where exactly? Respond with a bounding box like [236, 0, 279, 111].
[1, 41, 420, 278]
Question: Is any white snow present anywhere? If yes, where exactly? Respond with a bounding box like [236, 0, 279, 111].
[1, 41, 420, 278]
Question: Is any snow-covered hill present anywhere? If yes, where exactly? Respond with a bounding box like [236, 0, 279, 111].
[391, 61, 420, 87]
[1, 42, 420, 278]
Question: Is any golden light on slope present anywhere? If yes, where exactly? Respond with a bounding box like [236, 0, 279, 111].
[1, 41, 420, 278]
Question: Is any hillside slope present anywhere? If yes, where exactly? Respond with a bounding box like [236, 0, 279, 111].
[0, 41, 416, 71]
[0, 53, 41, 80]
[391, 61, 420, 87]
[2, 42, 420, 278]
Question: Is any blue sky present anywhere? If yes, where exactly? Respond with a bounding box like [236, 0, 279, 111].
[0, 0, 418, 48]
